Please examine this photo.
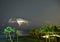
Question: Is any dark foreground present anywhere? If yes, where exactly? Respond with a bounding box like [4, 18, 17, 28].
[0, 36, 60, 42]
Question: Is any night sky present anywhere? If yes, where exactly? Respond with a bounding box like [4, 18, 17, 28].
[0, 0, 60, 27]
[0, 0, 60, 36]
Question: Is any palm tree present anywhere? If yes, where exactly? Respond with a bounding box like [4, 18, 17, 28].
[29, 28, 36, 38]
[13, 27, 20, 42]
[16, 30, 20, 42]
[39, 24, 55, 42]
[4, 26, 15, 42]
[34, 29, 40, 39]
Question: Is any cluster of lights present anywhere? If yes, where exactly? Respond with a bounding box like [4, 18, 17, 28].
[42, 34, 60, 38]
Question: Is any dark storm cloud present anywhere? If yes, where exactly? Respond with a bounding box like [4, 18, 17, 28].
[0, 0, 60, 26]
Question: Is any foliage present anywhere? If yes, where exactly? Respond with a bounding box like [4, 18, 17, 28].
[3, 26, 20, 42]
[4, 26, 15, 34]
[40, 24, 55, 32]
[29, 24, 58, 39]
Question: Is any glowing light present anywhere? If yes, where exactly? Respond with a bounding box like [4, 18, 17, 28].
[42, 34, 60, 38]
[16, 18, 29, 26]
[8, 18, 16, 23]
[8, 18, 29, 26]
[42, 35, 49, 38]
[50, 34, 60, 37]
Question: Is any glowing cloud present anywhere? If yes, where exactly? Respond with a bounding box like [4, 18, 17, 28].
[8, 18, 29, 26]
[16, 18, 29, 26]
[8, 18, 16, 23]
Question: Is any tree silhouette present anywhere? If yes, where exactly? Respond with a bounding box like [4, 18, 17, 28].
[4, 26, 15, 42]
[39, 24, 55, 42]
[13, 28, 20, 42]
